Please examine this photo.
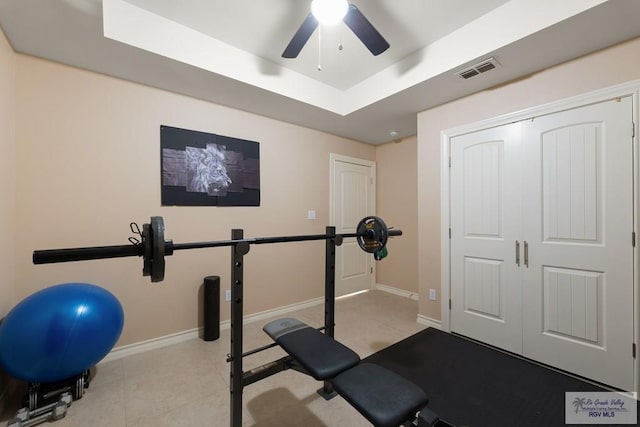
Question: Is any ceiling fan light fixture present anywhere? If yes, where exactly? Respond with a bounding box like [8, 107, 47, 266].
[311, 0, 349, 26]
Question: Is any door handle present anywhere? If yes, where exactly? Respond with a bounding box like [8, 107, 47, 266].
[524, 241, 529, 268]
[515, 240, 520, 266]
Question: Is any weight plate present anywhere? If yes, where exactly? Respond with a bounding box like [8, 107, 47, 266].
[356, 216, 388, 254]
[150, 216, 165, 282]
[142, 223, 151, 277]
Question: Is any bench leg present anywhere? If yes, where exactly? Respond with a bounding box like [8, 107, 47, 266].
[316, 380, 338, 400]
[417, 406, 441, 427]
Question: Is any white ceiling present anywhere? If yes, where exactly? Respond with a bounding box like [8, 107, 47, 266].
[124, 0, 510, 90]
[1, 0, 640, 144]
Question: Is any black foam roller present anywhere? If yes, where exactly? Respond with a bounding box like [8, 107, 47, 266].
[203, 276, 220, 341]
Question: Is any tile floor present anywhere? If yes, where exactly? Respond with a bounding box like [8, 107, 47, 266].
[1, 290, 425, 426]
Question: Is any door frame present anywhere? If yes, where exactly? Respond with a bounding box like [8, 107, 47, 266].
[440, 80, 640, 393]
[329, 153, 377, 293]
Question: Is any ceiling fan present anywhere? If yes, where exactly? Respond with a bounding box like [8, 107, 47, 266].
[282, 0, 390, 59]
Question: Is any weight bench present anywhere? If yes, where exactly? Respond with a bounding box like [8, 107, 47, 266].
[263, 318, 446, 427]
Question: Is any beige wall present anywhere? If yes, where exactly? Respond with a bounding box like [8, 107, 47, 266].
[13, 30, 639, 351]
[14, 55, 375, 346]
[417, 37, 640, 321]
[0, 27, 15, 319]
[0, 26, 16, 412]
[375, 136, 418, 294]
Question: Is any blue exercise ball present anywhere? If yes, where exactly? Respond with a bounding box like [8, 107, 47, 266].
[0, 283, 124, 383]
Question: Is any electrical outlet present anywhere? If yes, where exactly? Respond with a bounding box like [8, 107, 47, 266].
[429, 289, 437, 301]
[225, 290, 231, 301]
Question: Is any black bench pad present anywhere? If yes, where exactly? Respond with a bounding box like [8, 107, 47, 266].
[333, 363, 428, 427]
[263, 318, 360, 380]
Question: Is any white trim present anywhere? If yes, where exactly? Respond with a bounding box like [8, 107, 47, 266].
[375, 283, 419, 300]
[101, 327, 200, 363]
[101, 296, 324, 364]
[440, 129, 452, 333]
[441, 78, 640, 138]
[632, 89, 640, 396]
[440, 79, 640, 393]
[417, 314, 442, 330]
[237, 296, 324, 326]
[329, 153, 376, 167]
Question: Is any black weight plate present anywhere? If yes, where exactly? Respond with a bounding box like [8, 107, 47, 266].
[356, 216, 388, 254]
[150, 216, 165, 282]
[142, 223, 151, 277]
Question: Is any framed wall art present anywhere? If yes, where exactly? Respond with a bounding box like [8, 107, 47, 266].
[161, 125, 260, 206]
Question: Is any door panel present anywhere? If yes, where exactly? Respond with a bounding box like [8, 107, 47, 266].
[542, 266, 603, 344]
[542, 123, 600, 242]
[332, 158, 374, 296]
[521, 98, 634, 390]
[463, 257, 503, 320]
[450, 123, 523, 354]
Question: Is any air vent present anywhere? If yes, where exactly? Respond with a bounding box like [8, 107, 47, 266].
[459, 69, 479, 79]
[475, 61, 496, 73]
[455, 57, 500, 80]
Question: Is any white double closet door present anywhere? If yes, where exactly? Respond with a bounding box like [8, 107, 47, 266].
[450, 97, 635, 391]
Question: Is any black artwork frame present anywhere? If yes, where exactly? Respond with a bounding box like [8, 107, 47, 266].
[161, 125, 260, 206]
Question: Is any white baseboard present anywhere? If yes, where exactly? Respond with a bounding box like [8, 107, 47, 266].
[237, 296, 324, 326]
[101, 327, 200, 364]
[101, 296, 324, 364]
[375, 283, 419, 300]
[372, 286, 440, 328]
[417, 314, 442, 330]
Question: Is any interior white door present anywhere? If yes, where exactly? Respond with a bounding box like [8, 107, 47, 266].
[521, 97, 635, 391]
[449, 123, 524, 354]
[331, 155, 375, 297]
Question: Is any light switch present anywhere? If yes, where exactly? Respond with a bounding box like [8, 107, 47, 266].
[307, 210, 316, 220]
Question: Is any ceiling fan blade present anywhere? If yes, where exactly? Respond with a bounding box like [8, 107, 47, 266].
[343, 4, 389, 56]
[282, 13, 319, 58]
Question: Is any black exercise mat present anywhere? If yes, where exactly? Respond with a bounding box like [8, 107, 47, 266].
[363, 328, 638, 427]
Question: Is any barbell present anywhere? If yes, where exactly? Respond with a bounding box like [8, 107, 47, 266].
[32, 216, 401, 282]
